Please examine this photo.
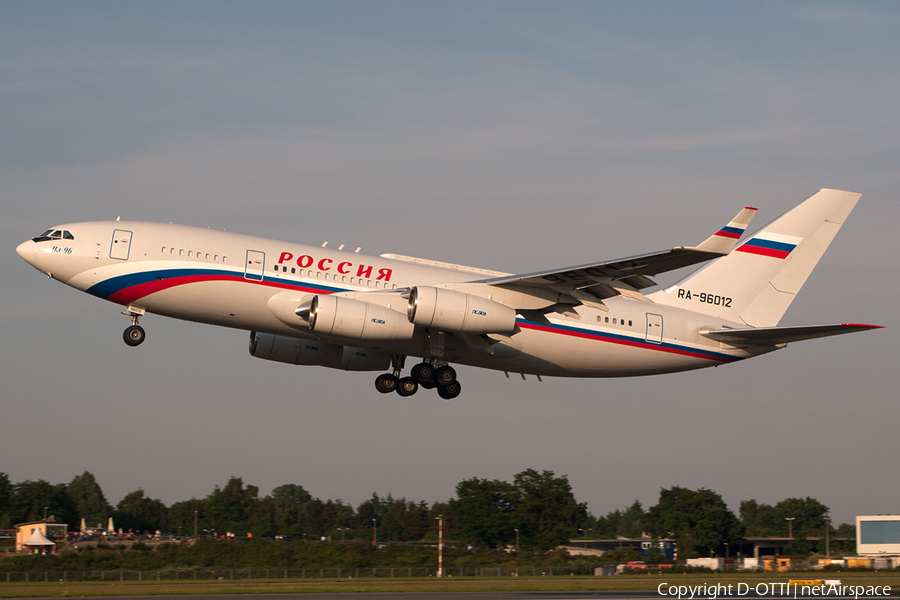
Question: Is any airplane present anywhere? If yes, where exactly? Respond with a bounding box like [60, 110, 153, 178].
[16, 188, 881, 399]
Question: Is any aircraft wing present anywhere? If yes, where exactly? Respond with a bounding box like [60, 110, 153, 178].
[483, 247, 726, 289]
[483, 206, 757, 307]
[702, 323, 883, 346]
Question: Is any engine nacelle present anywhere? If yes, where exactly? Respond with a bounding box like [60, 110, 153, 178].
[249, 332, 390, 371]
[407, 286, 517, 334]
[307, 295, 415, 341]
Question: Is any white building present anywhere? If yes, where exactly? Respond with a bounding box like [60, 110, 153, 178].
[856, 515, 900, 555]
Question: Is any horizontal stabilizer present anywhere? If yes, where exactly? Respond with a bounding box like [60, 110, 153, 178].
[702, 323, 883, 346]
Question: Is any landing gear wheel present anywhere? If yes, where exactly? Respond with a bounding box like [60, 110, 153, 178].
[411, 362, 435, 384]
[396, 377, 419, 397]
[434, 365, 457, 387]
[123, 325, 146, 347]
[437, 380, 461, 400]
[375, 373, 398, 394]
[420, 379, 436, 390]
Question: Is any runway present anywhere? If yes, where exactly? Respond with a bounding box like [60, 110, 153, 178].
[19, 593, 900, 600]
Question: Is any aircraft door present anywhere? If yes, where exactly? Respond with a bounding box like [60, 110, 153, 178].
[244, 250, 265, 281]
[645, 313, 663, 344]
[109, 229, 133, 260]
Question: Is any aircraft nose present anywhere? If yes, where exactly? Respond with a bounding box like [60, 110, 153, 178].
[16, 240, 36, 265]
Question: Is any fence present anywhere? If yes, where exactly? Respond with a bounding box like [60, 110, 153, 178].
[2, 563, 602, 582]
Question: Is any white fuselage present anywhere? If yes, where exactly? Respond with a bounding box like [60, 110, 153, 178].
[17, 221, 771, 378]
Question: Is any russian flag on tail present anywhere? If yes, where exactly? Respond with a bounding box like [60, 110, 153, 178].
[736, 232, 802, 259]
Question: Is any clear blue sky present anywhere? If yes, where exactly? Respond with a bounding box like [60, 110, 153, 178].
[2, 1, 897, 527]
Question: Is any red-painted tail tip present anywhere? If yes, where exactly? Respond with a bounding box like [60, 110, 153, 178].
[841, 323, 884, 328]
[744, 206, 758, 211]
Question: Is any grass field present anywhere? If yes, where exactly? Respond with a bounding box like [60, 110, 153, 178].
[0, 572, 897, 597]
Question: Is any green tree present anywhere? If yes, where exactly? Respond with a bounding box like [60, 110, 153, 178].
[593, 500, 646, 538]
[772, 497, 829, 539]
[167, 498, 206, 537]
[0, 473, 12, 528]
[10, 480, 71, 525]
[511, 469, 588, 551]
[739, 497, 829, 539]
[644, 487, 742, 558]
[203, 476, 263, 535]
[739, 499, 775, 536]
[450, 477, 516, 548]
[269, 483, 313, 536]
[67, 471, 111, 527]
[113, 489, 167, 533]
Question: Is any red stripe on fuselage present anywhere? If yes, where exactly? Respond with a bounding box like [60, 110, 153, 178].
[517, 321, 734, 363]
[108, 273, 329, 305]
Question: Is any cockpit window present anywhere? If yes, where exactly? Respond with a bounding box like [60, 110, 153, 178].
[32, 229, 74, 242]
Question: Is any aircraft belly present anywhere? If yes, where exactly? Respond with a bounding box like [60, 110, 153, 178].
[454, 321, 746, 377]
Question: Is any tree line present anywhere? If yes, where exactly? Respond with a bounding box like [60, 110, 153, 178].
[0, 470, 853, 557]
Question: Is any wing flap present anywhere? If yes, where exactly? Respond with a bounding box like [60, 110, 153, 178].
[702, 323, 883, 346]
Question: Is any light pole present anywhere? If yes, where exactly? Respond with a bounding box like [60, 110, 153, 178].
[437, 514, 443, 578]
[372, 519, 377, 547]
[579, 528, 592, 548]
[824, 517, 831, 559]
[514, 528, 519, 553]
[785, 517, 795, 539]
[725, 542, 729, 561]
[337, 527, 348, 543]
[194, 511, 198, 538]
[43, 507, 48, 521]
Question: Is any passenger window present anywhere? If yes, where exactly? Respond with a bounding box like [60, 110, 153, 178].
[179, 249, 184, 256]
[291, 267, 296, 274]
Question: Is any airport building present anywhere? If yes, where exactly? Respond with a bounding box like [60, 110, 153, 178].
[857, 515, 900, 556]
[14, 520, 67, 554]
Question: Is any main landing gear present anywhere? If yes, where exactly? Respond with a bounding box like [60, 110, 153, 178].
[375, 356, 462, 399]
[122, 307, 146, 347]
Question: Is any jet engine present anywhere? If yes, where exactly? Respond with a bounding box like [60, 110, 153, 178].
[407, 286, 517, 334]
[249, 332, 390, 371]
[305, 295, 415, 341]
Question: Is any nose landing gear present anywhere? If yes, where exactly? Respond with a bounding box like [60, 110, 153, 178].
[374, 357, 461, 399]
[122, 306, 146, 347]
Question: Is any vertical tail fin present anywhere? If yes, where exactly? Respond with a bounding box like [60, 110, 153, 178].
[649, 189, 861, 327]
